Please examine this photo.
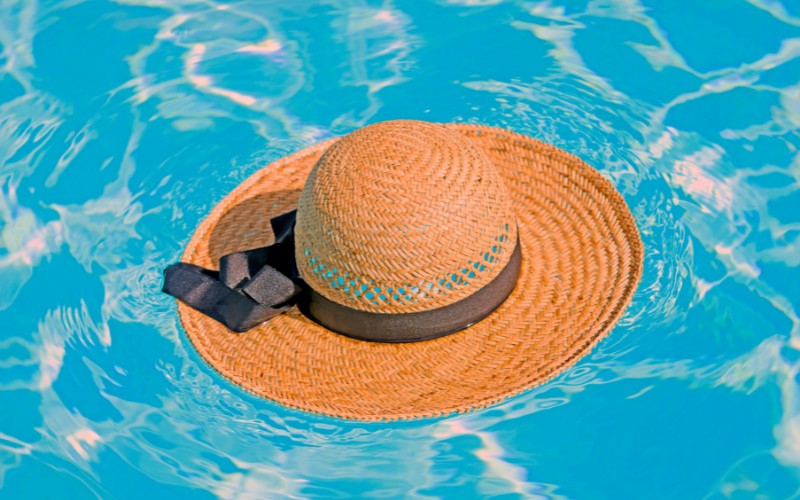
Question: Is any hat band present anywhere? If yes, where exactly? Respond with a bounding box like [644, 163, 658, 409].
[302, 240, 520, 342]
[162, 210, 521, 340]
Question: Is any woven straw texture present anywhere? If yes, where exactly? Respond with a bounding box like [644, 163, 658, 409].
[296, 121, 518, 312]
[177, 122, 644, 421]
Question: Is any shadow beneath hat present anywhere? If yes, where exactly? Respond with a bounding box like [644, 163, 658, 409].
[204, 188, 303, 265]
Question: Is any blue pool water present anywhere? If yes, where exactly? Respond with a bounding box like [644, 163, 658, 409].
[2, 0, 800, 497]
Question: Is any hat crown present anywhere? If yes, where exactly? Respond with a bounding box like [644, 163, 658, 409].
[295, 120, 518, 313]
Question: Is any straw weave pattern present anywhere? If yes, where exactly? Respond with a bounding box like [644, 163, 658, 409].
[177, 122, 644, 421]
[296, 120, 517, 312]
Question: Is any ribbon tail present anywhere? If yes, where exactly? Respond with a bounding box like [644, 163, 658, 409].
[271, 209, 297, 244]
[163, 264, 291, 333]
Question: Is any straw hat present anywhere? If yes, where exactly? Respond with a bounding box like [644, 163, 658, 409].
[164, 120, 643, 421]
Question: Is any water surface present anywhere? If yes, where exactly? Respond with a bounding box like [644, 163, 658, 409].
[1, 0, 800, 498]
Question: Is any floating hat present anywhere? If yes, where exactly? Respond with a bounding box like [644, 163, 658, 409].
[163, 120, 643, 421]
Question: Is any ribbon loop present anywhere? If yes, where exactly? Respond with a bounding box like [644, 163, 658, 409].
[241, 265, 301, 306]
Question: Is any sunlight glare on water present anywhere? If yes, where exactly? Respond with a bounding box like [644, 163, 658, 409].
[1, 0, 800, 498]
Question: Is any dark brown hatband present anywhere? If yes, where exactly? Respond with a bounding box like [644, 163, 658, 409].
[303, 239, 522, 342]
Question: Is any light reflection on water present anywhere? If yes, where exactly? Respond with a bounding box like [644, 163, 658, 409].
[1, 0, 799, 497]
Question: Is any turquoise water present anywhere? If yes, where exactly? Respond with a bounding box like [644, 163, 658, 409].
[2, 0, 800, 497]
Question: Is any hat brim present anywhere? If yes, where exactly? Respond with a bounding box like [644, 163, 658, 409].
[177, 124, 643, 421]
